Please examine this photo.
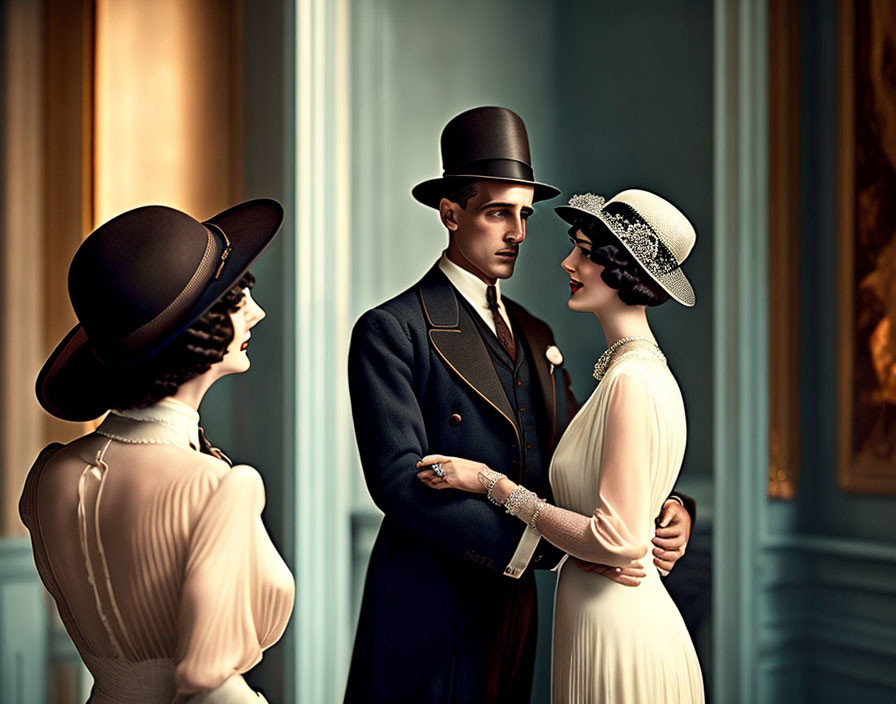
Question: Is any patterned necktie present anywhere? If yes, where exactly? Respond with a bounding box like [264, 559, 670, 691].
[486, 285, 516, 361]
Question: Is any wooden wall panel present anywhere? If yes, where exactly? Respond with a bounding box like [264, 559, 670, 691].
[2, 0, 49, 538]
[94, 0, 242, 222]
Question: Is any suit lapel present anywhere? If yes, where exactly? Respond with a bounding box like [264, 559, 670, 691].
[418, 266, 517, 428]
[506, 300, 557, 446]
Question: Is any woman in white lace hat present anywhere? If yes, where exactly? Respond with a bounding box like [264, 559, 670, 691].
[20, 200, 294, 703]
[417, 189, 704, 703]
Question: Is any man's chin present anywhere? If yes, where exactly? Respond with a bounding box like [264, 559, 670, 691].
[491, 262, 517, 280]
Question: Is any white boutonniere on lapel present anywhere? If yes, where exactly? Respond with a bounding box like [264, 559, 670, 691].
[545, 345, 563, 374]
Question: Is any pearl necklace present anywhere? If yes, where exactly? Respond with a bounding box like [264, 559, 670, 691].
[592, 336, 666, 382]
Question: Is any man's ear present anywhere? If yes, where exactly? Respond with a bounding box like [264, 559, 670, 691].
[439, 198, 459, 231]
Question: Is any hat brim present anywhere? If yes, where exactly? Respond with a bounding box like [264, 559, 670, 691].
[555, 204, 696, 307]
[412, 175, 560, 209]
[36, 198, 284, 421]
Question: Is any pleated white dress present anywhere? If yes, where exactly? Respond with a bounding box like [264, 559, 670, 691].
[19, 398, 294, 703]
[549, 349, 703, 703]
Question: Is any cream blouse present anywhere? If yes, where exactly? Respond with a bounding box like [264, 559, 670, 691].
[19, 398, 294, 703]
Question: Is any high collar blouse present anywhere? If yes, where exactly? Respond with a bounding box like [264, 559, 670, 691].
[19, 398, 295, 702]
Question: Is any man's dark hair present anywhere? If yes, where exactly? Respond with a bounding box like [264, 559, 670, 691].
[111, 271, 257, 409]
[572, 218, 670, 307]
[444, 181, 479, 209]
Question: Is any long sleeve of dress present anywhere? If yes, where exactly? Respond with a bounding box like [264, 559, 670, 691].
[534, 372, 653, 566]
[174, 466, 294, 697]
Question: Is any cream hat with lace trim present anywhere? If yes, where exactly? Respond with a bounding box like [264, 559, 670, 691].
[555, 189, 696, 307]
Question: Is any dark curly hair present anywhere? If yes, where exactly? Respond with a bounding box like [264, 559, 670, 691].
[111, 271, 256, 410]
[571, 217, 670, 307]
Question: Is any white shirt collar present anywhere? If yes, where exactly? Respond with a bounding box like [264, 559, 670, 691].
[438, 253, 513, 337]
[438, 252, 505, 312]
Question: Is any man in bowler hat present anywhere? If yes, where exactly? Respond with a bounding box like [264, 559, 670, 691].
[344, 106, 693, 703]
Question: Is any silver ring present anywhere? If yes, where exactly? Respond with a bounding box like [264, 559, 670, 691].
[615, 567, 622, 574]
[658, 567, 670, 577]
[431, 462, 444, 478]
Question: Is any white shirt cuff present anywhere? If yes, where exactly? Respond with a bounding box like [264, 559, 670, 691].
[502, 525, 541, 579]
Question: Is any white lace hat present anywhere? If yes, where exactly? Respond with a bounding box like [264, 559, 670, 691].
[554, 189, 696, 307]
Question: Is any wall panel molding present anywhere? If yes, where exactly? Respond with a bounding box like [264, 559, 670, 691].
[757, 532, 896, 699]
[762, 533, 896, 561]
[292, 0, 353, 701]
[0, 539, 48, 704]
[713, 0, 769, 701]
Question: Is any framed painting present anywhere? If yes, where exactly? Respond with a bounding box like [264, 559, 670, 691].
[837, 0, 896, 493]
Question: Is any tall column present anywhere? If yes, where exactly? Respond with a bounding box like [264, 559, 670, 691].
[292, 0, 353, 700]
[713, 0, 769, 701]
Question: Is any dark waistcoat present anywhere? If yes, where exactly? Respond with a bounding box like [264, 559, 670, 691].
[461, 296, 549, 496]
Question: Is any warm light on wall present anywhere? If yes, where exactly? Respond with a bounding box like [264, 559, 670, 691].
[94, 0, 240, 224]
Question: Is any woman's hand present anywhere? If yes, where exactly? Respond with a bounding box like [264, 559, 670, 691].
[573, 558, 646, 587]
[416, 454, 488, 494]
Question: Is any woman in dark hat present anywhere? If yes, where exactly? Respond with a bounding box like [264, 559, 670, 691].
[417, 189, 704, 703]
[19, 200, 294, 703]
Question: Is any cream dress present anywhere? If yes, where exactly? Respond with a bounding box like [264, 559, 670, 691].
[19, 398, 295, 703]
[546, 348, 703, 703]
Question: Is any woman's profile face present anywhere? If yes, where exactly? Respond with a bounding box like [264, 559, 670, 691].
[560, 229, 618, 314]
[217, 288, 266, 375]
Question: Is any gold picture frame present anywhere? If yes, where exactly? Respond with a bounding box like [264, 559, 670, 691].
[768, 0, 801, 499]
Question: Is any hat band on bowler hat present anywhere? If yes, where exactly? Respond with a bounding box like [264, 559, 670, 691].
[443, 157, 535, 182]
[108, 223, 229, 361]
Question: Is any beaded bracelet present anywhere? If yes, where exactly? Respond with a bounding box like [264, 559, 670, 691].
[504, 485, 533, 516]
[529, 498, 546, 530]
[477, 467, 507, 506]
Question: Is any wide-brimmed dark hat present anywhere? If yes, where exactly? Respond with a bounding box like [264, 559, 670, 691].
[555, 189, 696, 306]
[411, 106, 560, 208]
[36, 199, 284, 421]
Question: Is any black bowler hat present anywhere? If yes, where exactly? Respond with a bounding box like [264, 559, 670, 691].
[36, 198, 284, 421]
[411, 106, 560, 208]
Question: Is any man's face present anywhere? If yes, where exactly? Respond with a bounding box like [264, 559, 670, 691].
[441, 181, 535, 284]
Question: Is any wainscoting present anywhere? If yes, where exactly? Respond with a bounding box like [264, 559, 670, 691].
[759, 535, 896, 702]
[0, 538, 92, 703]
[0, 538, 46, 703]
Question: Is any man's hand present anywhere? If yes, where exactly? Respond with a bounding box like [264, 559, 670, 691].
[652, 499, 692, 576]
[574, 558, 646, 587]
